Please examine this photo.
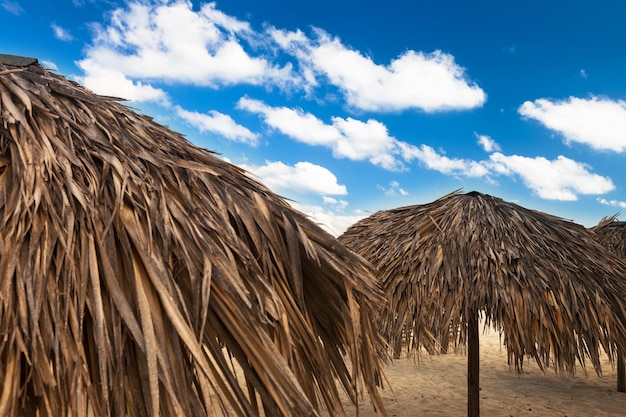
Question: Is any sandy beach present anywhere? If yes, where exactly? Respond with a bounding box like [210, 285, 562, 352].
[327, 325, 626, 417]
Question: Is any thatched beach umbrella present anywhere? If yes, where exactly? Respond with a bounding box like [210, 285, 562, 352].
[0, 55, 388, 417]
[591, 215, 626, 392]
[593, 216, 626, 257]
[339, 190, 626, 417]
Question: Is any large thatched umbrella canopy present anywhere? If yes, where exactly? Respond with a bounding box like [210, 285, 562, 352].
[0, 56, 388, 417]
[339, 190, 626, 416]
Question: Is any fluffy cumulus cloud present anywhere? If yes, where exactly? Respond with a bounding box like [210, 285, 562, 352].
[68, 1, 617, 207]
[400, 143, 491, 177]
[288, 201, 366, 237]
[322, 196, 349, 211]
[238, 97, 407, 170]
[51, 23, 73, 41]
[476, 133, 501, 152]
[77, 59, 170, 103]
[238, 95, 615, 202]
[77, 0, 295, 100]
[41, 60, 59, 71]
[75, 1, 486, 116]
[489, 153, 614, 200]
[519, 96, 626, 152]
[241, 161, 348, 196]
[597, 198, 626, 209]
[403, 144, 615, 201]
[271, 28, 486, 112]
[238, 98, 498, 179]
[175, 106, 259, 145]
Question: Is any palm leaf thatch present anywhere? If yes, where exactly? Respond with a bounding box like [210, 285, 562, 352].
[592, 215, 626, 258]
[339, 190, 626, 417]
[0, 56, 388, 417]
[591, 215, 626, 392]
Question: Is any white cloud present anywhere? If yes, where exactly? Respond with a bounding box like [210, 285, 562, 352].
[322, 196, 349, 211]
[199, 1, 253, 34]
[288, 201, 366, 237]
[476, 133, 501, 152]
[238, 97, 406, 170]
[76, 1, 485, 113]
[597, 198, 626, 209]
[400, 143, 491, 177]
[1, 0, 23, 15]
[377, 181, 408, 196]
[519, 96, 626, 152]
[489, 153, 614, 200]
[236, 99, 612, 203]
[238, 95, 613, 203]
[75, 62, 169, 103]
[78, 1, 296, 99]
[271, 28, 486, 112]
[241, 161, 347, 196]
[175, 106, 259, 145]
[51, 23, 73, 42]
[237, 97, 340, 144]
[238, 98, 499, 179]
[41, 60, 59, 71]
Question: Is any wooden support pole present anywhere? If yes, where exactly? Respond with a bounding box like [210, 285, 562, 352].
[441, 325, 449, 354]
[468, 308, 480, 417]
[393, 334, 402, 359]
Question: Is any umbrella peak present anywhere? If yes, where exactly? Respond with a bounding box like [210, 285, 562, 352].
[466, 190, 489, 197]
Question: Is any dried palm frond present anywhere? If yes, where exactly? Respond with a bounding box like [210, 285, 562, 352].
[339, 190, 626, 375]
[0, 57, 388, 417]
[591, 214, 626, 392]
[341, 190, 626, 416]
[592, 214, 626, 257]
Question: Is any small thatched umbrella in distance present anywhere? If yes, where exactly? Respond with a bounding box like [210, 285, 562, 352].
[0, 55, 388, 417]
[339, 190, 626, 417]
[591, 215, 626, 392]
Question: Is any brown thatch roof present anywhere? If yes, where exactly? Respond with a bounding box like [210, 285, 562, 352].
[0, 57, 388, 416]
[592, 215, 626, 258]
[339, 190, 626, 375]
[590, 214, 626, 393]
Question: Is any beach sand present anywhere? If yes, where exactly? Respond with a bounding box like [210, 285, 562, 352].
[328, 325, 626, 417]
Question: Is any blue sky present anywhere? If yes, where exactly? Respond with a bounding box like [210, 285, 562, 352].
[3, 0, 626, 235]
